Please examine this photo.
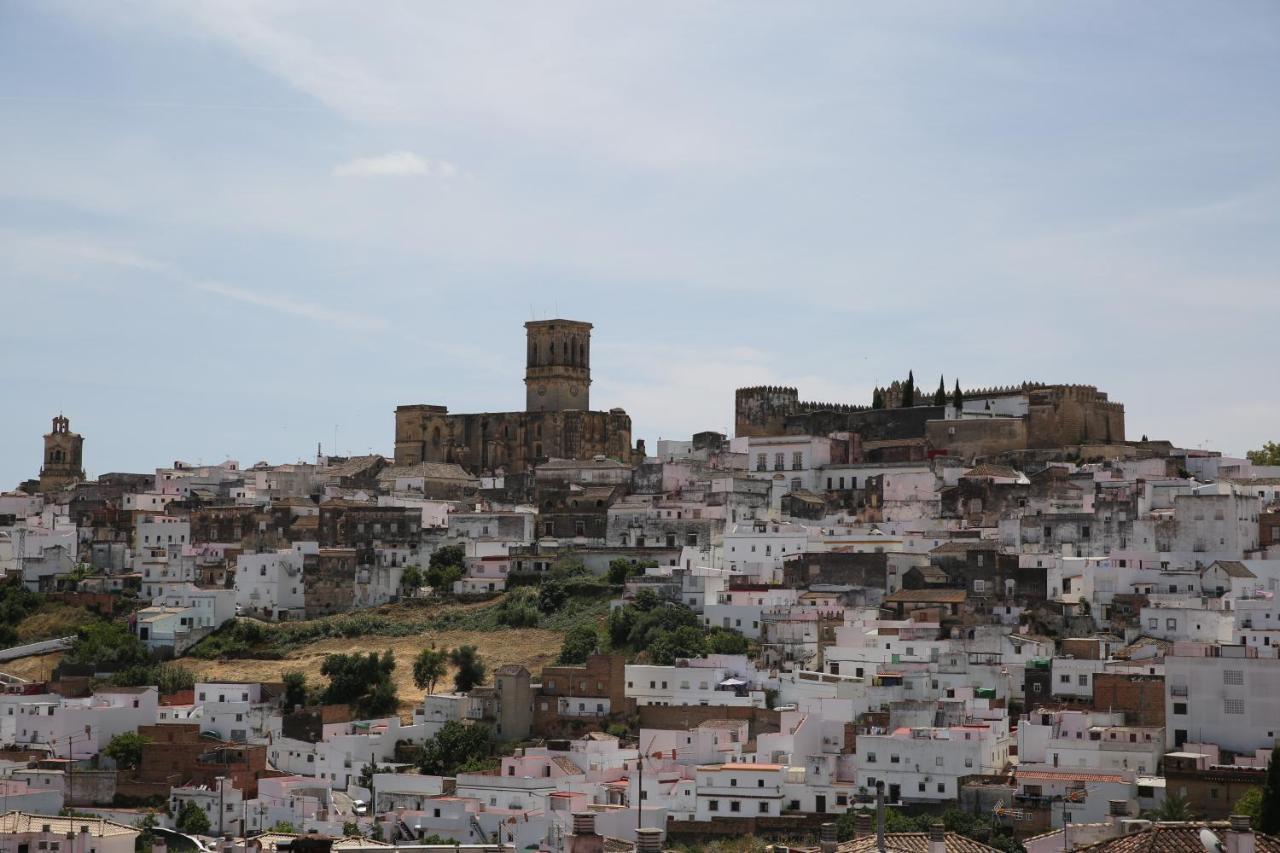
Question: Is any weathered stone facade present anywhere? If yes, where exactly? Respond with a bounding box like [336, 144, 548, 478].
[37, 415, 85, 492]
[395, 319, 634, 474]
[735, 382, 1125, 454]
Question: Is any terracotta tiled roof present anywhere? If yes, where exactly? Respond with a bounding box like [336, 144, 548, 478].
[0, 812, 138, 837]
[839, 831, 1002, 852]
[884, 588, 967, 604]
[1207, 560, 1256, 578]
[962, 464, 1023, 480]
[1071, 823, 1280, 852]
[1017, 769, 1128, 783]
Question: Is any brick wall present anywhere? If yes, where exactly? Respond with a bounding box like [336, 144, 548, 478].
[1091, 673, 1166, 727]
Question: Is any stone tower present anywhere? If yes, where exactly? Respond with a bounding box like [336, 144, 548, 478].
[39, 414, 85, 492]
[524, 319, 591, 413]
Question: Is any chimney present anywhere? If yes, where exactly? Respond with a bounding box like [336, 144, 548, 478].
[572, 812, 597, 836]
[820, 822, 838, 853]
[1226, 814, 1255, 853]
[875, 783, 886, 852]
[929, 822, 946, 853]
[854, 810, 874, 839]
[635, 828, 662, 853]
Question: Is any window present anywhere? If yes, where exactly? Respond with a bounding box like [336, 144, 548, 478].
[1225, 699, 1245, 715]
[730, 778, 738, 787]
[730, 801, 741, 813]
[792, 452, 803, 470]
[937, 783, 945, 793]
[973, 579, 986, 593]
[935, 756, 944, 767]
[759, 802, 770, 814]
[1078, 674, 1088, 687]
[756, 454, 767, 472]
[774, 453, 785, 471]
[1224, 670, 1244, 685]
[1148, 618, 1158, 629]
[1173, 703, 1187, 715]
[1166, 618, 1177, 630]
[1059, 674, 1070, 684]
[866, 752, 876, 763]
[758, 779, 765, 788]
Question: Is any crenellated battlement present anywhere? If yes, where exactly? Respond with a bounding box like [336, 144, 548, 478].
[735, 385, 799, 397]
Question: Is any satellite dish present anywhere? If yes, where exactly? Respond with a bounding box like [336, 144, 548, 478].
[1199, 828, 1223, 852]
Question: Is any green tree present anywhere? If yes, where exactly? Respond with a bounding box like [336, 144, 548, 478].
[283, 670, 309, 710]
[342, 822, 361, 838]
[952, 378, 963, 411]
[113, 662, 194, 694]
[1236, 787, 1263, 830]
[649, 625, 708, 664]
[537, 581, 568, 614]
[400, 565, 423, 592]
[175, 800, 212, 835]
[871, 387, 884, 410]
[1154, 791, 1193, 821]
[413, 647, 448, 694]
[498, 589, 541, 626]
[419, 721, 494, 776]
[427, 546, 465, 589]
[133, 814, 158, 853]
[1248, 442, 1280, 467]
[933, 375, 946, 406]
[268, 821, 297, 833]
[557, 625, 599, 664]
[607, 559, 636, 585]
[706, 628, 749, 655]
[104, 731, 150, 769]
[65, 621, 150, 671]
[449, 645, 487, 692]
[902, 370, 915, 407]
[549, 556, 590, 579]
[1260, 745, 1280, 833]
[320, 651, 398, 717]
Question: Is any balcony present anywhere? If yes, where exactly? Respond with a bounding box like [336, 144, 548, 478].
[1170, 685, 1188, 697]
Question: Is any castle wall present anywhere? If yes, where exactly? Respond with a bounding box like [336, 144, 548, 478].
[1026, 385, 1125, 448]
[926, 417, 1028, 461]
[734, 386, 800, 437]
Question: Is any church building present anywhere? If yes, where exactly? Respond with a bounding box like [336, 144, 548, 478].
[394, 320, 636, 475]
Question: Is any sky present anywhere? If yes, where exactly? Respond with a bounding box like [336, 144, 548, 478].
[2, 1, 1278, 487]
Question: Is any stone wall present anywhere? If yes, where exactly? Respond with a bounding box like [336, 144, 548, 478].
[927, 418, 1028, 461]
[395, 406, 633, 474]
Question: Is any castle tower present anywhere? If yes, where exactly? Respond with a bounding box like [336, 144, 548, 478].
[524, 319, 591, 412]
[39, 414, 85, 492]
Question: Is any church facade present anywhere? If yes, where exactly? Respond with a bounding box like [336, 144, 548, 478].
[394, 320, 636, 475]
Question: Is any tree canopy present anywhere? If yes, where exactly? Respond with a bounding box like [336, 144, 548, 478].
[1248, 442, 1280, 467]
[449, 645, 487, 692]
[413, 647, 448, 694]
[419, 720, 494, 776]
[320, 651, 399, 717]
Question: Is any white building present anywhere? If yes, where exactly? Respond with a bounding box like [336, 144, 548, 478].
[1165, 643, 1280, 753]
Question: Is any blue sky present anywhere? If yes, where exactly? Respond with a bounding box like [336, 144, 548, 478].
[2, 2, 1278, 486]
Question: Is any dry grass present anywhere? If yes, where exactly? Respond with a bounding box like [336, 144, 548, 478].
[0, 651, 62, 682]
[16, 604, 94, 642]
[180, 627, 563, 714]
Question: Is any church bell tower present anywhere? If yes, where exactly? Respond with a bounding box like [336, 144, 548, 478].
[39, 414, 85, 492]
[524, 319, 591, 413]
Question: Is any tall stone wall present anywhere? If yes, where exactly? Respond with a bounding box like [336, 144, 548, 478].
[1027, 385, 1125, 448]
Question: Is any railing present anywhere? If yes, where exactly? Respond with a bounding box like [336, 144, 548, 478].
[1170, 685, 1188, 697]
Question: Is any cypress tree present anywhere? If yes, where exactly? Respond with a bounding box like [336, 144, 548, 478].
[1260, 744, 1280, 834]
[933, 375, 946, 406]
[902, 371, 915, 407]
[871, 387, 884, 410]
[952, 379, 962, 411]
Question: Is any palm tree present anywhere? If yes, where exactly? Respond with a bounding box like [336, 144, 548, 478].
[1152, 791, 1193, 821]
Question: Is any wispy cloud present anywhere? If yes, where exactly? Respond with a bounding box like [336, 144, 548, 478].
[333, 151, 457, 179]
[195, 281, 387, 332]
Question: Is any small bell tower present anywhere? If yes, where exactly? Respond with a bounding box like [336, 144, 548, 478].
[39, 414, 85, 492]
[524, 319, 592, 412]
